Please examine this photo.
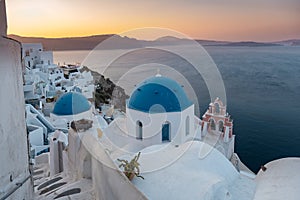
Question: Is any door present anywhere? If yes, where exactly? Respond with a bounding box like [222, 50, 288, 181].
[136, 121, 143, 140]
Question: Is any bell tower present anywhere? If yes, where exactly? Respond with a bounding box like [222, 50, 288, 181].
[201, 98, 235, 159]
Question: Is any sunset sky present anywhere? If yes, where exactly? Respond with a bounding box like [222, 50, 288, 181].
[5, 0, 300, 41]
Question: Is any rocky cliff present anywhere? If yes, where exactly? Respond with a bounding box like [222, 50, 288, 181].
[81, 66, 129, 111]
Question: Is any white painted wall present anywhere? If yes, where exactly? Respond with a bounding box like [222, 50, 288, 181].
[66, 129, 148, 199]
[254, 158, 300, 200]
[28, 125, 44, 146]
[126, 105, 195, 146]
[50, 107, 93, 129]
[0, 3, 32, 197]
[40, 51, 53, 65]
[22, 44, 43, 70]
[22, 43, 42, 58]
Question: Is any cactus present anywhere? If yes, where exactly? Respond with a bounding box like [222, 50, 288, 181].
[117, 152, 144, 180]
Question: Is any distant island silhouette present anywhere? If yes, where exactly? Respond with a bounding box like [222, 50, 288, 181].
[8, 34, 300, 51]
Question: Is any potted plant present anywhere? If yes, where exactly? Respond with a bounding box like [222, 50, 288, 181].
[117, 152, 144, 181]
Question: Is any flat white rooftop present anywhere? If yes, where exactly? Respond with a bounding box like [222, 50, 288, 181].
[254, 157, 300, 200]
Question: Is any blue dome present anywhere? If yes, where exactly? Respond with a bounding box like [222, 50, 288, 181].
[128, 76, 193, 113]
[52, 92, 91, 115]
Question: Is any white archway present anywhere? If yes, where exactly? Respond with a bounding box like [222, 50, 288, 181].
[209, 118, 216, 131]
[218, 120, 224, 132]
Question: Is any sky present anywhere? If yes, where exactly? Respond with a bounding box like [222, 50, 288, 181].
[5, 0, 300, 41]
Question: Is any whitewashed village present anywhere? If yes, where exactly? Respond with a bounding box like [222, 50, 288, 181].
[1, 1, 300, 200]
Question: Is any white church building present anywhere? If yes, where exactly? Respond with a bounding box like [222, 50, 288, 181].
[50, 92, 93, 129]
[126, 74, 195, 147]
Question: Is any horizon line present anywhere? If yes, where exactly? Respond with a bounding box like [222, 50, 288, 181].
[7, 33, 300, 43]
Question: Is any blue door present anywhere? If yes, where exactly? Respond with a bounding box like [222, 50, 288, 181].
[162, 122, 170, 141]
[136, 121, 143, 140]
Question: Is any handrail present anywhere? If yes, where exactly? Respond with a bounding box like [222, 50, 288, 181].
[0, 174, 31, 200]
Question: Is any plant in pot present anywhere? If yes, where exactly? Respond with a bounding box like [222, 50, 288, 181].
[117, 152, 144, 181]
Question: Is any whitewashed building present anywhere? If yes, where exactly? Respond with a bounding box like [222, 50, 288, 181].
[22, 43, 94, 102]
[126, 75, 195, 147]
[0, 1, 32, 198]
[49, 92, 93, 129]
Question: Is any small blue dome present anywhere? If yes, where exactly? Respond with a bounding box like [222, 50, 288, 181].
[128, 76, 193, 113]
[52, 92, 91, 115]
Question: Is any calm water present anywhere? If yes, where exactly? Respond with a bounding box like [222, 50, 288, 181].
[54, 45, 300, 173]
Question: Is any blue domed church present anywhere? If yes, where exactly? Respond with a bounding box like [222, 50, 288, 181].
[52, 92, 91, 116]
[126, 75, 195, 146]
[50, 92, 92, 129]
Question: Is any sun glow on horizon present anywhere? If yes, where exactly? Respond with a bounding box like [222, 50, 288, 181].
[6, 0, 300, 42]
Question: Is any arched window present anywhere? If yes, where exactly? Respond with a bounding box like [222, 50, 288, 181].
[162, 121, 170, 142]
[218, 121, 224, 132]
[215, 103, 220, 114]
[136, 121, 143, 140]
[209, 118, 216, 130]
[185, 116, 190, 136]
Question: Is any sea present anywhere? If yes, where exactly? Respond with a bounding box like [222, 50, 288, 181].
[54, 45, 300, 173]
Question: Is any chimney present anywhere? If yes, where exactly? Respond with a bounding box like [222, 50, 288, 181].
[0, 0, 7, 37]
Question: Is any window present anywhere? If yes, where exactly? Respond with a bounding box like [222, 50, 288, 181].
[136, 121, 143, 140]
[162, 122, 170, 142]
